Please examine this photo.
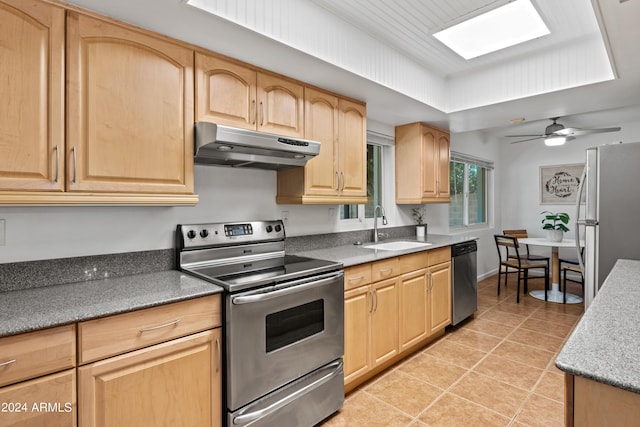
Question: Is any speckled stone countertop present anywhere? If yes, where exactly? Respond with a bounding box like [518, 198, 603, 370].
[0, 270, 222, 338]
[294, 234, 478, 267]
[556, 259, 640, 394]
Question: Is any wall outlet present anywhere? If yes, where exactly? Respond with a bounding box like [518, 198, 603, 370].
[281, 211, 289, 222]
[328, 208, 336, 222]
[0, 219, 5, 246]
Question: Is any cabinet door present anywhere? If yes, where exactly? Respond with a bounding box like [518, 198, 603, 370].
[428, 262, 452, 334]
[195, 53, 257, 130]
[79, 329, 221, 427]
[399, 269, 428, 352]
[343, 285, 371, 387]
[301, 88, 339, 196]
[421, 127, 438, 198]
[437, 132, 450, 197]
[0, 369, 76, 427]
[67, 12, 194, 195]
[257, 73, 304, 137]
[0, 0, 64, 192]
[371, 278, 399, 367]
[338, 99, 367, 198]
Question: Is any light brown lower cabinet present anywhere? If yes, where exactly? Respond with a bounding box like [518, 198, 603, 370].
[78, 329, 221, 427]
[566, 374, 640, 427]
[0, 369, 76, 427]
[344, 247, 452, 391]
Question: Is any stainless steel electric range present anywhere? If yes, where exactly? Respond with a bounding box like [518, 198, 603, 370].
[176, 220, 344, 427]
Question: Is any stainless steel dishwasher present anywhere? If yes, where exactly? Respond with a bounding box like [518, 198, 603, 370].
[451, 240, 478, 325]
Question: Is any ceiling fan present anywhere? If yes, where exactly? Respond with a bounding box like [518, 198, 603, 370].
[505, 117, 621, 146]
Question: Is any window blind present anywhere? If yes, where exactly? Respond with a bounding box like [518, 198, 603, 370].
[450, 151, 494, 170]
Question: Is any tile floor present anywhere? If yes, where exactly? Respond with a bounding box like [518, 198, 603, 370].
[321, 274, 584, 427]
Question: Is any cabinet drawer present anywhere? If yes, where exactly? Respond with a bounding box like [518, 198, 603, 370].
[398, 251, 429, 274]
[0, 369, 76, 427]
[428, 247, 451, 266]
[0, 325, 75, 387]
[78, 295, 221, 364]
[344, 264, 372, 291]
[372, 258, 399, 282]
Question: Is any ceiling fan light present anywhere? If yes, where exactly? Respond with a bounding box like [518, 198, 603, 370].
[544, 135, 567, 146]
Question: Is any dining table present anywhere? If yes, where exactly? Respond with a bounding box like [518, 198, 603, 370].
[518, 237, 584, 304]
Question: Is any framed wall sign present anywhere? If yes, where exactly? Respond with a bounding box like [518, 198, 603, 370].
[540, 163, 584, 204]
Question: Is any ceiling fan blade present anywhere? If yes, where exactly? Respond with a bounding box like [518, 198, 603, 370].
[504, 134, 547, 138]
[554, 127, 621, 137]
[509, 136, 545, 144]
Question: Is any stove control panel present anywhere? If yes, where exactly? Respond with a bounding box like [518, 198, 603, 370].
[177, 220, 285, 249]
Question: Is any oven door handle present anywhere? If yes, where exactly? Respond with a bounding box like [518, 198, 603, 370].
[231, 271, 343, 305]
[232, 359, 343, 425]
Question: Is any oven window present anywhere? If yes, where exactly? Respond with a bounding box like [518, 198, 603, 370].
[265, 299, 324, 353]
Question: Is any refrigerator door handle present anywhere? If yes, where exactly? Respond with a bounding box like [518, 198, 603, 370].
[575, 166, 587, 272]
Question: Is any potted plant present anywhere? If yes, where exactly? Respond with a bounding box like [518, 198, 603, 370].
[541, 211, 570, 242]
[412, 207, 426, 240]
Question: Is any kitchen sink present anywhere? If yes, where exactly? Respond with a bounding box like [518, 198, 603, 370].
[363, 241, 433, 251]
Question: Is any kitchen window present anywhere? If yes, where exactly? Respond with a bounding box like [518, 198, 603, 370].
[341, 143, 383, 220]
[449, 152, 493, 227]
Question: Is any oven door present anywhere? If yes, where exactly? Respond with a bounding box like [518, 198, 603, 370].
[226, 270, 344, 411]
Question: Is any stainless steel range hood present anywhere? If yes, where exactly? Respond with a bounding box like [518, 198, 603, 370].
[194, 122, 320, 170]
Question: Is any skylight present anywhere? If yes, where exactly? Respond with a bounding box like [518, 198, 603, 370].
[433, 0, 550, 60]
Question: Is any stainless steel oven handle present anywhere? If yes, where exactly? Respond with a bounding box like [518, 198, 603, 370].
[232, 359, 343, 425]
[232, 271, 344, 305]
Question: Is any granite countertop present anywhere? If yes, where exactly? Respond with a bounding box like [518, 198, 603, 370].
[0, 270, 223, 338]
[295, 234, 478, 267]
[556, 259, 640, 394]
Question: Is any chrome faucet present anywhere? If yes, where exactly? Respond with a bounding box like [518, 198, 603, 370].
[373, 204, 388, 242]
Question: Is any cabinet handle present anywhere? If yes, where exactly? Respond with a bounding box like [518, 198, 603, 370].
[71, 146, 77, 184]
[368, 290, 374, 313]
[139, 319, 181, 333]
[260, 101, 264, 126]
[335, 171, 339, 191]
[340, 172, 345, 191]
[0, 359, 16, 367]
[53, 145, 59, 183]
[373, 290, 378, 312]
[348, 275, 365, 283]
[428, 272, 434, 291]
[215, 337, 221, 373]
[252, 100, 256, 125]
[379, 268, 393, 277]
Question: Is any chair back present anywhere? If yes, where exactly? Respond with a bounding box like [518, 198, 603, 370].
[502, 229, 529, 239]
[494, 234, 522, 264]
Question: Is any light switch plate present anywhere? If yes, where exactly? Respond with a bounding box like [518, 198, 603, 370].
[0, 219, 5, 246]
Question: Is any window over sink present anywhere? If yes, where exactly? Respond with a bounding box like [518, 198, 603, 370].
[341, 142, 384, 220]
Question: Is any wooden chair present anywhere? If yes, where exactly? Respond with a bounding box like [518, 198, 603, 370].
[494, 234, 549, 303]
[502, 229, 551, 266]
[561, 250, 584, 303]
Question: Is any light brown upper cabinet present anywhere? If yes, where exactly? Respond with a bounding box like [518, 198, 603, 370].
[66, 11, 195, 198]
[276, 88, 367, 204]
[0, 0, 65, 193]
[195, 53, 304, 138]
[395, 122, 451, 203]
[0, 2, 198, 205]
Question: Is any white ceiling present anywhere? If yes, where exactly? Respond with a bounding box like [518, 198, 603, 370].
[64, 0, 640, 138]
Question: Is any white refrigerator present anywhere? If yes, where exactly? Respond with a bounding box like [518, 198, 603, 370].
[576, 142, 640, 308]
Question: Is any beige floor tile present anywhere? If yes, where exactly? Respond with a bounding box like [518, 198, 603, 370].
[321, 390, 413, 427]
[534, 370, 565, 402]
[364, 370, 442, 417]
[473, 354, 544, 391]
[492, 340, 556, 370]
[446, 328, 503, 352]
[508, 328, 565, 353]
[479, 308, 527, 327]
[424, 340, 487, 369]
[462, 317, 515, 339]
[419, 393, 510, 427]
[515, 393, 565, 427]
[450, 372, 529, 418]
[397, 352, 467, 390]
[520, 317, 574, 339]
[529, 309, 581, 326]
[544, 302, 585, 317]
